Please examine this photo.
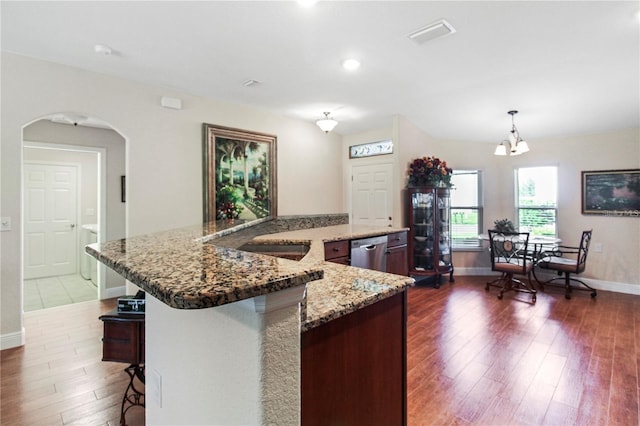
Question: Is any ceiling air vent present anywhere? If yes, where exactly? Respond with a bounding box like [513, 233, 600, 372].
[407, 19, 456, 45]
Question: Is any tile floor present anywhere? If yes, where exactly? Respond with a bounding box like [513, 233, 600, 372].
[23, 273, 97, 312]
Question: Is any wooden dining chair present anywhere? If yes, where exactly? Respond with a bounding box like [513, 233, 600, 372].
[486, 230, 536, 303]
[537, 229, 596, 299]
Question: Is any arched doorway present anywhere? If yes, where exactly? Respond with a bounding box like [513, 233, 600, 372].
[21, 113, 127, 311]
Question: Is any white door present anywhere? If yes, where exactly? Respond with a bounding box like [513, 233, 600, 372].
[351, 163, 393, 227]
[24, 163, 78, 279]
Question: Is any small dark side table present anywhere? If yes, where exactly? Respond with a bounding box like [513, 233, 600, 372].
[99, 309, 145, 426]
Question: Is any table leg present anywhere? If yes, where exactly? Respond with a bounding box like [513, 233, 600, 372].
[120, 364, 145, 426]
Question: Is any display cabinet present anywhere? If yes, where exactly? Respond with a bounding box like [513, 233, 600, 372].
[407, 186, 454, 287]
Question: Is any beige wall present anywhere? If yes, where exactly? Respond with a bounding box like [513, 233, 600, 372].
[346, 120, 640, 290]
[1, 52, 344, 344]
[431, 128, 640, 287]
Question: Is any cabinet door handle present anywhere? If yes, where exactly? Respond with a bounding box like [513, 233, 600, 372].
[333, 247, 340, 252]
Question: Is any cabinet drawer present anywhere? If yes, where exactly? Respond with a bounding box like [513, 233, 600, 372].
[387, 231, 407, 248]
[102, 321, 141, 364]
[324, 240, 349, 261]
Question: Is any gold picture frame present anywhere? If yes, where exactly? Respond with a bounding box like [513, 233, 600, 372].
[203, 124, 277, 223]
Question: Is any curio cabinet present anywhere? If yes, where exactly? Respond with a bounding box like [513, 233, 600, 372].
[407, 186, 454, 287]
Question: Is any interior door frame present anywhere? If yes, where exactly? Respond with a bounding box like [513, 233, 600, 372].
[22, 141, 107, 300]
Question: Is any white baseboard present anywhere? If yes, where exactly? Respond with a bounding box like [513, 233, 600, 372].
[1, 328, 25, 350]
[454, 267, 498, 276]
[455, 267, 640, 295]
[102, 285, 126, 299]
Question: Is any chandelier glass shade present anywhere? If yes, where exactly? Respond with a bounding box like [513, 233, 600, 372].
[316, 112, 338, 133]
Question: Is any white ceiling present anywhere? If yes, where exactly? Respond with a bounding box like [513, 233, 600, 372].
[2, 1, 639, 143]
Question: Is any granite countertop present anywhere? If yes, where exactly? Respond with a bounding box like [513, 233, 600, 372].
[252, 224, 415, 331]
[88, 221, 414, 331]
[86, 222, 324, 310]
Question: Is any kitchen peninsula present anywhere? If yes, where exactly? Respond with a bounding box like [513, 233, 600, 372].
[87, 216, 414, 425]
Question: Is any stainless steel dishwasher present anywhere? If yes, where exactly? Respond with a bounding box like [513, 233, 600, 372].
[350, 235, 388, 272]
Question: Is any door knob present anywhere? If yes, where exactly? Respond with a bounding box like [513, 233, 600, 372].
[70, 224, 76, 229]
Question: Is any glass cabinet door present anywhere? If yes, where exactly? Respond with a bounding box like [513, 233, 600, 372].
[411, 190, 434, 271]
[437, 192, 452, 270]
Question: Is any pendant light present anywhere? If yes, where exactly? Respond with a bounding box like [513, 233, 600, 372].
[316, 112, 338, 133]
[495, 110, 529, 156]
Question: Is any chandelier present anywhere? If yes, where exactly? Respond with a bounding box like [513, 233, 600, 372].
[494, 110, 530, 156]
[316, 112, 338, 133]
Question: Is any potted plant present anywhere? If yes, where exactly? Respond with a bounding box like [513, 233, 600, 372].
[493, 218, 516, 233]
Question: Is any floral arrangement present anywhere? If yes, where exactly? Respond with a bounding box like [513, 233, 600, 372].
[407, 156, 453, 187]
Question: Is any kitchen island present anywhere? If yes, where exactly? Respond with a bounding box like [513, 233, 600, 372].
[88, 218, 414, 425]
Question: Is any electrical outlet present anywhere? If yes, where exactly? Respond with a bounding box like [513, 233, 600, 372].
[148, 368, 162, 407]
[593, 242, 603, 253]
[86, 208, 95, 216]
[1, 217, 11, 231]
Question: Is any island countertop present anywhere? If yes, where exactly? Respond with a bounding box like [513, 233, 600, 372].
[252, 224, 415, 330]
[86, 222, 325, 310]
[87, 221, 414, 330]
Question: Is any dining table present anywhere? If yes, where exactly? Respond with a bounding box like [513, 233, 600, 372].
[478, 233, 562, 286]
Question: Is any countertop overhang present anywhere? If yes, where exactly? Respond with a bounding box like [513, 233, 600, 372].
[87, 221, 414, 330]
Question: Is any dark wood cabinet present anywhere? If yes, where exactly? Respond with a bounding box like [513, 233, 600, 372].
[99, 310, 145, 425]
[301, 291, 407, 425]
[407, 186, 454, 286]
[324, 240, 350, 265]
[324, 232, 408, 274]
[99, 310, 145, 365]
[386, 231, 408, 276]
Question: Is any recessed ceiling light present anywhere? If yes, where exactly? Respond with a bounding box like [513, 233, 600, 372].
[94, 44, 113, 55]
[342, 59, 361, 71]
[298, 0, 317, 7]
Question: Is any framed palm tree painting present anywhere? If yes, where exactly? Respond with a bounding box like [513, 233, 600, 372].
[203, 123, 277, 223]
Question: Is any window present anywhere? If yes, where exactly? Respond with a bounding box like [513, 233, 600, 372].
[451, 170, 483, 249]
[515, 166, 557, 237]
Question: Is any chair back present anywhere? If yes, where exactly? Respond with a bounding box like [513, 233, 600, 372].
[488, 230, 531, 275]
[575, 229, 592, 273]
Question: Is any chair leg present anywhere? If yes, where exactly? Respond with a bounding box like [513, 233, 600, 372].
[564, 273, 572, 300]
[544, 272, 597, 299]
[486, 272, 536, 303]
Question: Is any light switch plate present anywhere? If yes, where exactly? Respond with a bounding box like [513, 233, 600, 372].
[1, 217, 11, 231]
[148, 367, 162, 407]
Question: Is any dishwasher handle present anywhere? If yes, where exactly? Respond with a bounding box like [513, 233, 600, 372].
[363, 244, 378, 251]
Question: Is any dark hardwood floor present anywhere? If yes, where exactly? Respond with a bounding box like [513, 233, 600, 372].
[1, 276, 638, 425]
[408, 276, 640, 425]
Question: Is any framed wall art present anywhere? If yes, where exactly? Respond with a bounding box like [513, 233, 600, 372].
[581, 169, 640, 216]
[203, 123, 277, 223]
